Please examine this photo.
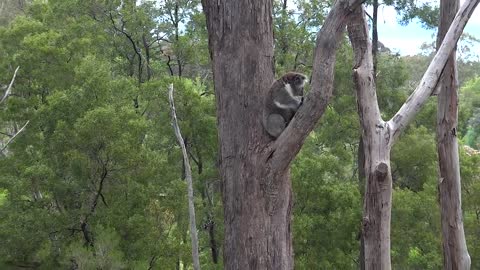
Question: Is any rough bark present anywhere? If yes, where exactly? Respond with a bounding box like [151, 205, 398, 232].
[358, 135, 366, 270]
[436, 0, 471, 268]
[168, 84, 201, 270]
[201, 0, 363, 268]
[348, 9, 392, 268]
[347, 1, 479, 268]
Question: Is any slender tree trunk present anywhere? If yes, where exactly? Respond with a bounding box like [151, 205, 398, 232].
[436, 0, 471, 268]
[174, 2, 183, 77]
[201, 0, 363, 268]
[359, 2, 378, 267]
[168, 84, 201, 270]
[372, 0, 378, 79]
[361, 0, 379, 263]
[348, 11, 392, 267]
[202, 180, 219, 264]
[347, 1, 479, 268]
[142, 33, 152, 81]
[278, 0, 289, 68]
[358, 135, 366, 270]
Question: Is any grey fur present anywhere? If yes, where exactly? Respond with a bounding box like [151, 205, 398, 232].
[264, 72, 307, 138]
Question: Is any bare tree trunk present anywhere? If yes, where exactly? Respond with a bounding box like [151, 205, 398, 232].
[348, 11, 392, 268]
[201, 0, 363, 268]
[347, 1, 479, 268]
[168, 84, 201, 270]
[436, 0, 471, 268]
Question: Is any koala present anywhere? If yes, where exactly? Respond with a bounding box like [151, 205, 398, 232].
[263, 72, 308, 138]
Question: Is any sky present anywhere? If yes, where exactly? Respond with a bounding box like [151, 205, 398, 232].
[285, 0, 480, 58]
[368, 0, 480, 57]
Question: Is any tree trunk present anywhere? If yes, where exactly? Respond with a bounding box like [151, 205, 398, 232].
[201, 0, 363, 268]
[348, 10, 392, 267]
[168, 84, 201, 270]
[372, 0, 378, 79]
[436, 0, 471, 268]
[358, 135, 366, 270]
[347, 1, 479, 268]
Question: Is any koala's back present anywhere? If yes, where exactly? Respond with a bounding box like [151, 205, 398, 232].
[265, 80, 293, 119]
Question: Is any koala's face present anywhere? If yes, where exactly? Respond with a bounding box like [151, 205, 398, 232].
[283, 72, 308, 95]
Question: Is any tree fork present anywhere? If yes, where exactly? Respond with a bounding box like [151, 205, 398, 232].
[201, 0, 363, 268]
[348, 0, 479, 268]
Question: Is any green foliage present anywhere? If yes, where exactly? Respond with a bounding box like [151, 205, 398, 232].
[0, 1, 219, 268]
[380, 0, 439, 29]
[0, 0, 479, 269]
[461, 77, 480, 149]
[65, 226, 126, 269]
[391, 182, 442, 269]
[459, 146, 480, 268]
[392, 126, 437, 191]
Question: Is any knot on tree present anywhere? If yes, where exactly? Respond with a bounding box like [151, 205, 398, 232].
[374, 162, 388, 181]
[362, 216, 370, 234]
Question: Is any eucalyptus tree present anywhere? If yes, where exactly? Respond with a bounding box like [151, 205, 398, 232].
[347, 0, 478, 267]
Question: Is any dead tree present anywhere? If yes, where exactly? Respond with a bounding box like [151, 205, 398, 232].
[168, 84, 201, 270]
[347, 1, 479, 268]
[436, 0, 471, 268]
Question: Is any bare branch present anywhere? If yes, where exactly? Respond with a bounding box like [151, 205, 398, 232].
[347, 6, 382, 132]
[108, 12, 153, 81]
[0, 120, 29, 154]
[1, 66, 20, 104]
[388, 0, 480, 144]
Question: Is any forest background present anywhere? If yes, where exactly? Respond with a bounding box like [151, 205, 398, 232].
[0, 0, 479, 269]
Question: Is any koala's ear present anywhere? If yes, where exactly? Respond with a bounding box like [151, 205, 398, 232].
[283, 72, 296, 82]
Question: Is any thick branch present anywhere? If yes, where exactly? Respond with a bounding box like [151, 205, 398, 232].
[268, 0, 365, 171]
[168, 84, 201, 270]
[347, 6, 382, 135]
[388, 0, 480, 143]
[1, 66, 20, 104]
